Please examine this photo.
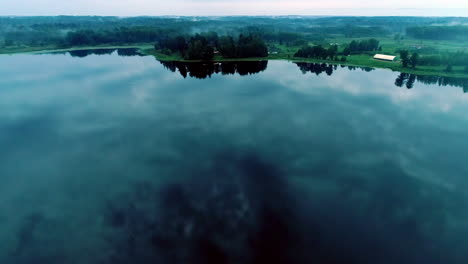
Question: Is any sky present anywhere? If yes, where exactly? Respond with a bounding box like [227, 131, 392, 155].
[0, 0, 467, 16]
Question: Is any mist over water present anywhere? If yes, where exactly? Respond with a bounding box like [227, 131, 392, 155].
[1, 50, 468, 263]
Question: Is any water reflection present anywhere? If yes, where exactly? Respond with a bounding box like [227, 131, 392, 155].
[39, 49, 468, 92]
[158, 61, 268, 79]
[295, 62, 375, 76]
[1, 53, 468, 264]
[48, 48, 143, 57]
[394, 73, 468, 92]
[294, 62, 468, 93]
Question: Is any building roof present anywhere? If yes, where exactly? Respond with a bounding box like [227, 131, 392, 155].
[373, 54, 396, 61]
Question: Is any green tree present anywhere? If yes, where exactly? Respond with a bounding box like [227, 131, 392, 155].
[445, 64, 453, 72]
[184, 34, 214, 60]
[237, 34, 268, 58]
[343, 47, 351, 56]
[218, 36, 237, 58]
[327, 45, 338, 59]
[400, 50, 410, 68]
[4, 39, 13, 46]
[410, 52, 419, 69]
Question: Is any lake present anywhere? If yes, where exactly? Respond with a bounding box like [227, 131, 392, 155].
[1, 49, 468, 264]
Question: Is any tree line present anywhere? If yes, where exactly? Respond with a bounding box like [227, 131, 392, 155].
[343, 39, 380, 55]
[156, 32, 268, 60]
[400, 49, 468, 72]
[294, 38, 381, 61]
[294, 45, 343, 61]
[65, 27, 170, 47]
[406, 26, 468, 40]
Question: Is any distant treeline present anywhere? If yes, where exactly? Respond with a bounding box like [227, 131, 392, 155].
[399, 49, 468, 72]
[2, 16, 468, 49]
[262, 32, 308, 46]
[343, 39, 380, 55]
[157, 33, 268, 60]
[418, 52, 468, 68]
[66, 27, 171, 46]
[294, 38, 380, 60]
[294, 45, 342, 61]
[301, 25, 388, 38]
[406, 26, 468, 40]
[2, 26, 176, 47]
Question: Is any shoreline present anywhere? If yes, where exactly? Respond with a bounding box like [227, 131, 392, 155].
[146, 50, 468, 79]
[1, 45, 467, 79]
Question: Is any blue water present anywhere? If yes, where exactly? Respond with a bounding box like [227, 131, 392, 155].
[0, 49, 468, 264]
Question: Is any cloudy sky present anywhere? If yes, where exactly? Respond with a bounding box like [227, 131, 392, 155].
[0, 0, 467, 16]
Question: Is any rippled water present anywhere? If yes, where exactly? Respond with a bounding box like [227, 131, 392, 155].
[1, 49, 468, 264]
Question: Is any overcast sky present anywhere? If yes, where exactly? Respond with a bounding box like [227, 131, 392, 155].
[1, 0, 467, 16]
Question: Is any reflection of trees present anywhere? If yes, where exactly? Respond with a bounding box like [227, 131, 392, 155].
[68, 49, 115, 57]
[395, 73, 468, 92]
[295, 63, 335, 76]
[67, 48, 141, 57]
[117, 48, 143, 57]
[394, 73, 416, 89]
[159, 61, 268, 79]
[344, 65, 375, 72]
[295, 63, 375, 76]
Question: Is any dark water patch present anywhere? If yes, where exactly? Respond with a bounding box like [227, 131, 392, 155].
[104, 153, 306, 264]
[159, 60, 268, 79]
[98, 153, 463, 264]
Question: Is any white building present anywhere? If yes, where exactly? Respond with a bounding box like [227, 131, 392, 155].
[373, 54, 396, 61]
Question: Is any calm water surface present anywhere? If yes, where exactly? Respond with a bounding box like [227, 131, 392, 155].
[1, 49, 468, 264]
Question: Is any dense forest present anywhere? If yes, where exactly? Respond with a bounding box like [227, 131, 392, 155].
[293, 38, 380, 61]
[294, 45, 342, 61]
[1, 16, 468, 74]
[406, 26, 468, 40]
[2, 16, 468, 49]
[156, 33, 268, 60]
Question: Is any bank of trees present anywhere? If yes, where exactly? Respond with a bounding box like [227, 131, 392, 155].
[218, 34, 268, 58]
[294, 45, 338, 60]
[406, 26, 468, 40]
[156, 33, 268, 60]
[400, 49, 468, 71]
[65, 27, 168, 46]
[343, 39, 380, 55]
[294, 38, 380, 60]
[399, 50, 419, 69]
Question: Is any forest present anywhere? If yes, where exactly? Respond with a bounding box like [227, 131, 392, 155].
[2, 16, 467, 50]
[156, 33, 268, 60]
[406, 26, 468, 40]
[1, 16, 468, 75]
